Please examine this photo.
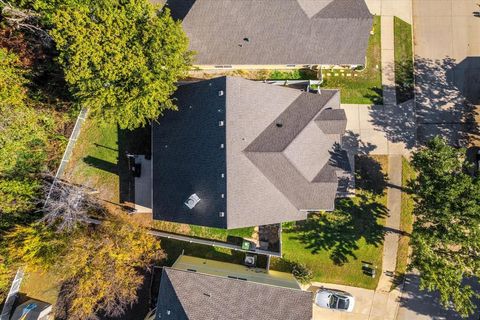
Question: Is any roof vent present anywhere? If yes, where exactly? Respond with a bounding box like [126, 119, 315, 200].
[184, 193, 201, 209]
[218, 90, 224, 96]
[221, 193, 225, 198]
[276, 122, 283, 128]
[220, 143, 224, 149]
[221, 173, 225, 178]
[219, 121, 224, 127]
[243, 37, 250, 42]
[219, 211, 225, 217]
[167, 310, 171, 316]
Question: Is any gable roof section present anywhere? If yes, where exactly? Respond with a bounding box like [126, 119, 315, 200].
[152, 77, 349, 229]
[156, 268, 312, 320]
[166, 0, 373, 66]
[152, 77, 227, 228]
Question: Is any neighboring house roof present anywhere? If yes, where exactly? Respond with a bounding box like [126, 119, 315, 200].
[155, 268, 312, 320]
[166, 0, 373, 66]
[152, 76, 350, 229]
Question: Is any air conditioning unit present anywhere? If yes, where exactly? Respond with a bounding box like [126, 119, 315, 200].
[244, 254, 257, 267]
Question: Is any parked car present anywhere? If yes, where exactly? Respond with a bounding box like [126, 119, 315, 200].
[314, 287, 355, 312]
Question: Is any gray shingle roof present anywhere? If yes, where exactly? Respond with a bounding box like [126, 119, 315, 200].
[152, 77, 350, 229]
[166, 0, 373, 66]
[156, 268, 313, 320]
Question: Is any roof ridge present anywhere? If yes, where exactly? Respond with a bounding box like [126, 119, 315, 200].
[164, 267, 307, 292]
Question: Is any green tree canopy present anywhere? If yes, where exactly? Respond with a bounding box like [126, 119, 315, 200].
[410, 136, 480, 317]
[0, 48, 47, 216]
[50, 0, 192, 129]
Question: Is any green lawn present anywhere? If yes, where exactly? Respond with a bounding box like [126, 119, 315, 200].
[66, 120, 119, 202]
[321, 16, 382, 104]
[153, 220, 255, 242]
[395, 157, 415, 278]
[268, 69, 318, 80]
[159, 238, 268, 267]
[271, 155, 388, 289]
[394, 17, 414, 104]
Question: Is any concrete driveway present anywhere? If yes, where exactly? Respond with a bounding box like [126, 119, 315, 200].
[413, 0, 480, 146]
[309, 283, 375, 320]
[341, 103, 414, 156]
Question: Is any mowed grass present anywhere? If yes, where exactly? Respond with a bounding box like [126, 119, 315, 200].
[394, 17, 414, 103]
[65, 120, 119, 202]
[153, 220, 255, 242]
[271, 155, 388, 289]
[321, 16, 382, 104]
[395, 157, 415, 276]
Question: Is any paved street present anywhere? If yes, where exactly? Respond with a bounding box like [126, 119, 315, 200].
[395, 0, 480, 319]
[413, 0, 480, 146]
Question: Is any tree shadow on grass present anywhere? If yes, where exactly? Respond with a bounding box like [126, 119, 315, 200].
[286, 194, 387, 266]
[355, 155, 388, 195]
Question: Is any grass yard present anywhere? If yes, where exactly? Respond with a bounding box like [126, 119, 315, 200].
[394, 17, 414, 104]
[159, 238, 268, 268]
[271, 155, 388, 289]
[321, 16, 382, 104]
[65, 120, 119, 202]
[394, 157, 415, 278]
[153, 220, 255, 243]
[268, 69, 318, 80]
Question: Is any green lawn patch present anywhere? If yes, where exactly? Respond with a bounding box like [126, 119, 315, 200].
[395, 157, 415, 278]
[159, 238, 265, 267]
[271, 155, 388, 289]
[268, 69, 318, 80]
[394, 17, 414, 104]
[321, 16, 382, 104]
[65, 120, 119, 202]
[153, 220, 255, 243]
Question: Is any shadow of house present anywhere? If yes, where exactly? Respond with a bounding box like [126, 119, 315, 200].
[117, 126, 151, 204]
[286, 195, 387, 266]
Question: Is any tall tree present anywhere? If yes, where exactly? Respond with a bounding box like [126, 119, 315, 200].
[50, 0, 192, 129]
[58, 216, 163, 319]
[8, 214, 163, 319]
[0, 48, 47, 218]
[410, 136, 480, 317]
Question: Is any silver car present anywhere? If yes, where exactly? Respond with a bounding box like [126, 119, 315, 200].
[314, 287, 355, 312]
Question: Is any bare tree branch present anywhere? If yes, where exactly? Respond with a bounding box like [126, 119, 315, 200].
[0, 0, 52, 46]
[41, 179, 104, 231]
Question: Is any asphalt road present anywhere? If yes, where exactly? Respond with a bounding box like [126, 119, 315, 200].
[413, 0, 480, 146]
